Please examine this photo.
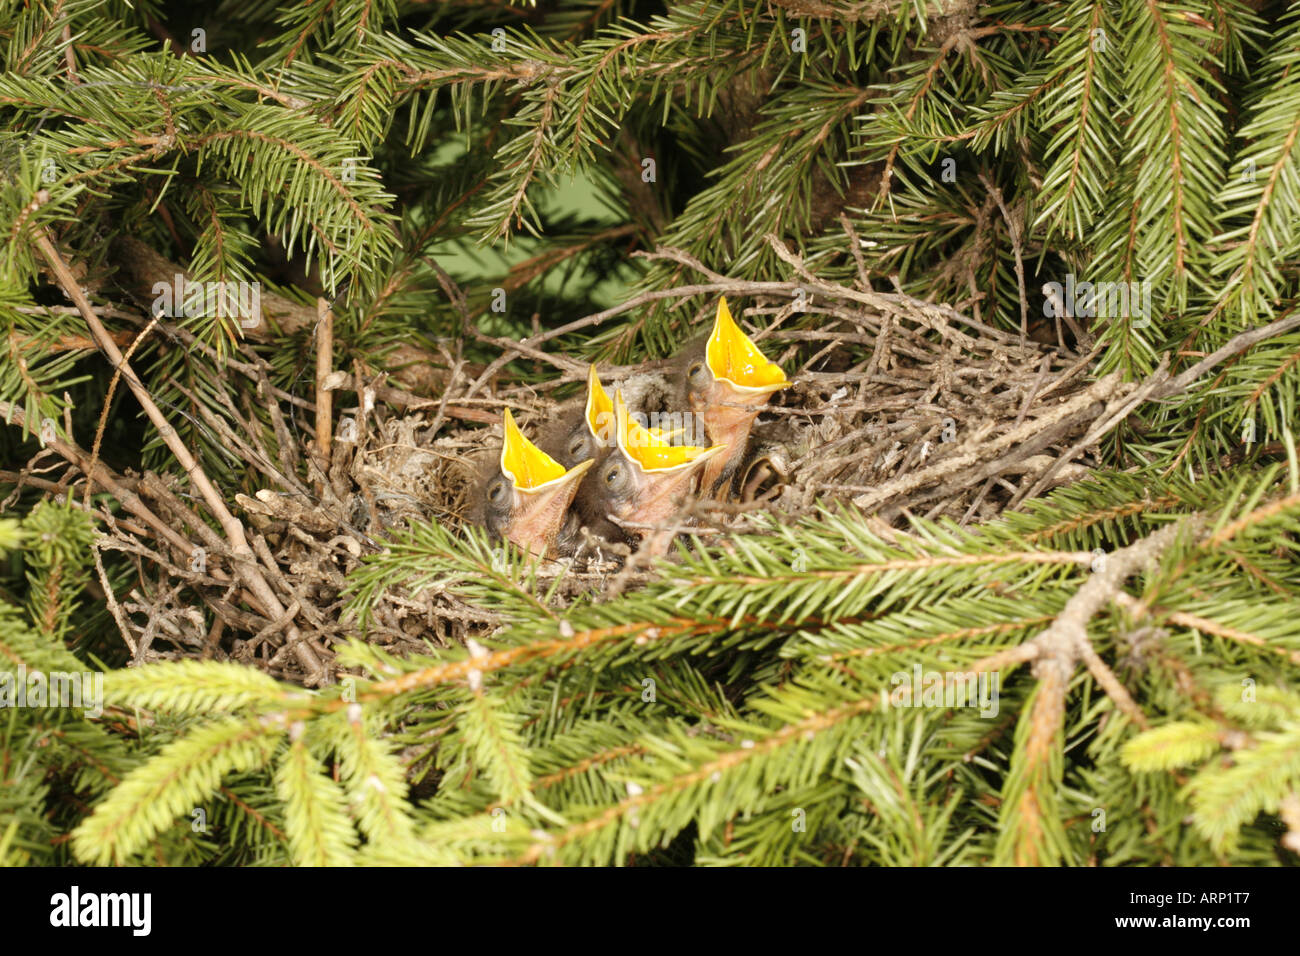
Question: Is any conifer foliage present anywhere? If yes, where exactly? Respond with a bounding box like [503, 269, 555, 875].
[1, 1, 1298, 865]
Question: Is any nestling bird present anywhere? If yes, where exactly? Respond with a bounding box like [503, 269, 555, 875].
[475, 408, 594, 559]
[533, 364, 612, 469]
[539, 364, 682, 469]
[470, 297, 781, 558]
[674, 296, 789, 496]
[574, 390, 722, 546]
[534, 366, 688, 551]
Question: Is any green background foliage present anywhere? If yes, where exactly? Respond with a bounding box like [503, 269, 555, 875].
[0, 0, 1298, 865]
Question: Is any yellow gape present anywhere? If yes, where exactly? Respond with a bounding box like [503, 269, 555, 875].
[585, 365, 685, 445]
[705, 296, 788, 393]
[614, 391, 720, 472]
[500, 408, 568, 490]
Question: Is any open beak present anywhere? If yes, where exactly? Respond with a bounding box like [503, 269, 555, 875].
[500, 408, 593, 558]
[584, 364, 615, 446]
[705, 296, 788, 395]
[695, 296, 789, 491]
[614, 391, 723, 529]
[586, 364, 683, 446]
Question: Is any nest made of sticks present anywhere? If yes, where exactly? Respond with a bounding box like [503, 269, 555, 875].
[12, 251, 1139, 686]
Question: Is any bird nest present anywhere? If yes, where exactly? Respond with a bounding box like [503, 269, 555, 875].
[43, 253, 1137, 686]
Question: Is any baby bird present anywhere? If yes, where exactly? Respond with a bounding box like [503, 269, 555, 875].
[534, 364, 618, 476]
[476, 408, 593, 559]
[525, 366, 682, 552]
[675, 296, 789, 496]
[576, 390, 722, 548]
[539, 364, 681, 468]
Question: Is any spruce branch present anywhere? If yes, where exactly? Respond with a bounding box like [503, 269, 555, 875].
[276, 731, 358, 867]
[71, 717, 283, 865]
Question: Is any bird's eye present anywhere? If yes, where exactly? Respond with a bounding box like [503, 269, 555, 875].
[568, 434, 587, 458]
[688, 361, 705, 380]
[603, 463, 621, 486]
[488, 479, 508, 503]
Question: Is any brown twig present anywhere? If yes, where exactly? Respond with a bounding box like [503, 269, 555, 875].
[0, 400, 193, 558]
[31, 222, 326, 684]
[978, 173, 1029, 346]
[314, 298, 334, 478]
[84, 311, 162, 511]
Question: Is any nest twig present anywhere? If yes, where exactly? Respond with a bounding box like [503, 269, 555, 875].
[12, 237, 1295, 687]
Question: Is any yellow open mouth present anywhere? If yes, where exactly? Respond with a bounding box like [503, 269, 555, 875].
[614, 391, 721, 472]
[586, 365, 683, 445]
[501, 408, 592, 491]
[584, 365, 615, 442]
[704, 296, 789, 393]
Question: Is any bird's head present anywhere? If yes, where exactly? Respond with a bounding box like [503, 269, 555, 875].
[481, 408, 593, 558]
[680, 297, 788, 491]
[586, 390, 723, 534]
[554, 364, 685, 467]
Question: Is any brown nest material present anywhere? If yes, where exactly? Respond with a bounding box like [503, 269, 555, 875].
[8, 244, 1148, 687]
